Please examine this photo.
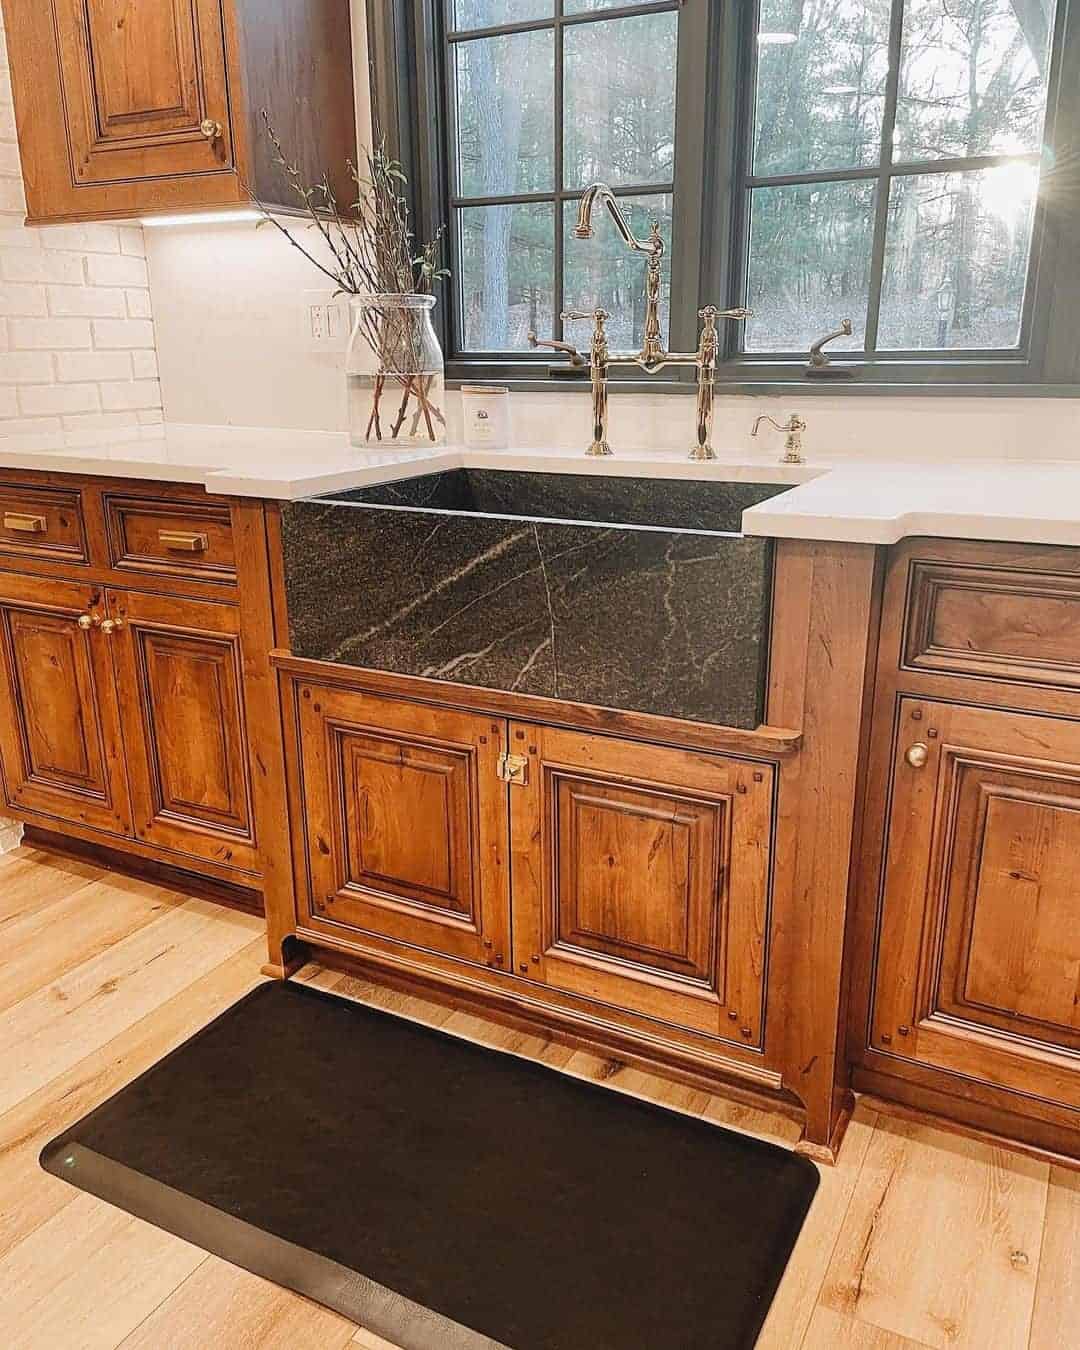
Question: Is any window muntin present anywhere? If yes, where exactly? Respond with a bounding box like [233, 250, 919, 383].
[742, 0, 1058, 357]
[445, 0, 678, 355]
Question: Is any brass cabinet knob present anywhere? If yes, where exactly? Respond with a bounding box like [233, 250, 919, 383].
[200, 118, 224, 142]
[77, 614, 94, 630]
[905, 742, 929, 768]
[100, 618, 123, 635]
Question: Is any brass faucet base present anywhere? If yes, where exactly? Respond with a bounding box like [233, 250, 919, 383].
[586, 441, 614, 457]
[688, 444, 717, 461]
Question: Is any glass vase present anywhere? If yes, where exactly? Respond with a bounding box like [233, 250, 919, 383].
[346, 293, 446, 447]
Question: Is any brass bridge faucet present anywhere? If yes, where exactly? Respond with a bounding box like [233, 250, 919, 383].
[528, 182, 751, 459]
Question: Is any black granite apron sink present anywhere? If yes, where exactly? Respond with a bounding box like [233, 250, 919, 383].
[281, 468, 790, 729]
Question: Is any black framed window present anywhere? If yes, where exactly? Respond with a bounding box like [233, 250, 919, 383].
[371, 0, 1080, 391]
[445, 1, 679, 359]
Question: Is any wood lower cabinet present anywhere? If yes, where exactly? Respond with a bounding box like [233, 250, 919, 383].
[853, 541, 1080, 1156]
[290, 679, 775, 1052]
[510, 723, 773, 1046]
[0, 573, 130, 836]
[296, 684, 512, 969]
[0, 473, 282, 896]
[109, 590, 257, 875]
[869, 698, 1080, 1111]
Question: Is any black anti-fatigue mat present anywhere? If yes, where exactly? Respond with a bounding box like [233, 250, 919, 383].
[42, 979, 818, 1349]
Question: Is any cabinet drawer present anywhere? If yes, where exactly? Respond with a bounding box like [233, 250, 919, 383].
[904, 558, 1080, 690]
[0, 484, 87, 564]
[104, 495, 236, 585]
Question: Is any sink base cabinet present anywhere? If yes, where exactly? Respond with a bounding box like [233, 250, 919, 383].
[285, 675, 781, 1073]
[274, 539, 884, 1159]
[509, 723, 772, 1048]
[295, 684, 513, 970]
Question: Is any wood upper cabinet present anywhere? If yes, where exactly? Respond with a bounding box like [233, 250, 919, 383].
[108, 589, 257, 875]
[0, 574, 130, 835]
[1, 0, 356, 222]
[510, 724, 773, 1047]
[295, 684, 512, 970]
[52, 0, 233, 189]
[870, 697, 1080, 1110]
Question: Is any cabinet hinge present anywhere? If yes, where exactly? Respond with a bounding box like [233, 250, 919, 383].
[497, 752, 529, 786]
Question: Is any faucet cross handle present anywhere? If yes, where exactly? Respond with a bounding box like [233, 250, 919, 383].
[561, 308, 609, 325]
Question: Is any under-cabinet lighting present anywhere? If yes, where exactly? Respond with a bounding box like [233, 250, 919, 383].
[757, 32, 798, 45]
[140, 209, 263, 228]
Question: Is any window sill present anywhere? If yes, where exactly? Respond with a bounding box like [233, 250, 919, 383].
[446, 375, 1080, 398]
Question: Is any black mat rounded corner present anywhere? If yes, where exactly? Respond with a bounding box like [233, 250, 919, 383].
[43, 978, 819, 1350]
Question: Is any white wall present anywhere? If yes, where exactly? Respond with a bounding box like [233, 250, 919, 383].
[146, 0, 371, 433]
[0, 15, 162, 439]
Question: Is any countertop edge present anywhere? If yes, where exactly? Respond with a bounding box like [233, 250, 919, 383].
[3, 426, 1080, 548]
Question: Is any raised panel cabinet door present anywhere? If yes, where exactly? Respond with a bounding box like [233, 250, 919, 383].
[871, 698, 1080, 1110]
[52, 0, 233, 186]
[510, 724, 774, 1046]
[295, 683, 512, 970]
[0, 574, 130, 835]
[107, 590, 257, 876]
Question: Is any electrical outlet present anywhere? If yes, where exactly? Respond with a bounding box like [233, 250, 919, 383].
[301, 290, 349, 353]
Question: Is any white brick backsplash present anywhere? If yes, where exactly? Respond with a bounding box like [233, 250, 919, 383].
[125, 288, 152, 319]
[19, 382, 99, 416]
[84, 253, 148, 287]
[47, 285, 126, 318]
[0, 224, 40, 251]
[92, 317, 155, 349]
[34, 223, 122, 254]
[0, 176, 24, 213]
[62, 410, 138, 432]
[118, 228, 146, 257]
[0, 350, 53, 383]
[55, 350, 131, 383]
[9, 317, 92, 349]
[1, 250, 84, 286]
[0, 8, 162, 440]
[131, 350, 158, 380]
[100, 378, 160, 411]
[0, 415, 61, 435]
[0, 282, 46, 317]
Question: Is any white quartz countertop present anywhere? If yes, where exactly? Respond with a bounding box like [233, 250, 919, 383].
[2, 422, 1080, 547]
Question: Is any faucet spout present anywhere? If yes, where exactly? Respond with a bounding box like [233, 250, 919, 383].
[574, 183, 665, 364]
[575, 183, 659, 257]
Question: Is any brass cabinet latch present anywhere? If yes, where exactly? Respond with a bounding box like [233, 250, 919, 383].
[497, 752, 529, 786]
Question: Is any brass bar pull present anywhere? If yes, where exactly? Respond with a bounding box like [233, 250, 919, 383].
[159, 530, 209, 553]
[3, 512, 47, 534]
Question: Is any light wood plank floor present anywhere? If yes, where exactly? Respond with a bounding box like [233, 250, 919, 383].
[0, 843, 1076, 1350]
